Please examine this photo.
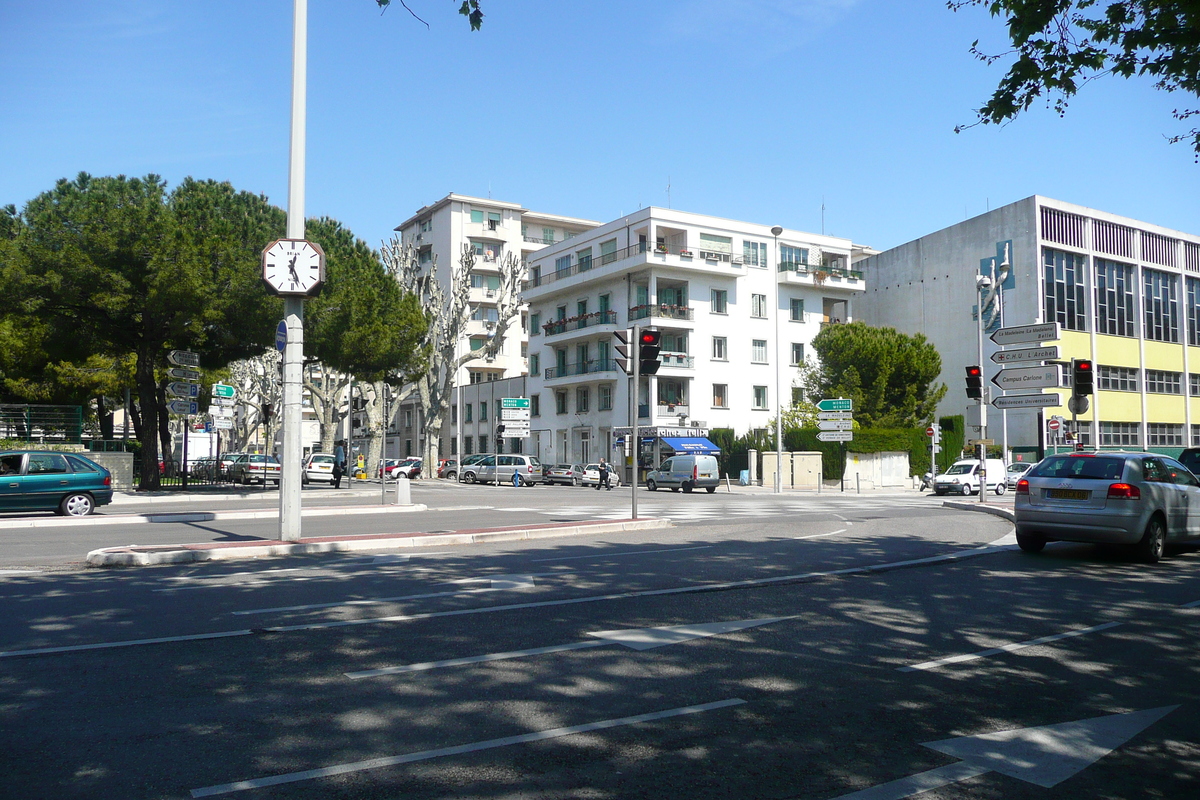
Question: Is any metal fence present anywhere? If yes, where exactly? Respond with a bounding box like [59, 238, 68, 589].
[0, 405, 83, 444]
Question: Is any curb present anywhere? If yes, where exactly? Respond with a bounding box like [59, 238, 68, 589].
[942, 500, 1015, 523]
[85, 517, 673, 567]
[0, 503, 428, 530]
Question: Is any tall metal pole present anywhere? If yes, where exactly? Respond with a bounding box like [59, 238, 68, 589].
[279, 0, 307, 541]
[771, 226, 783, 494]
[976, 278, 988, 505]
[631, 324, 640, 520]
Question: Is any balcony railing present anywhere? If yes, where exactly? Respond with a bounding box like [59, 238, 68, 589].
[659, 352, 695, 369]
[525, 241, 651, 289]
[525, 235, 554, 244]
[779, 262, 863, 281]
[542, 310, 618, 336]
[629, 304, 695, 321]
[544, 358, 618, 379]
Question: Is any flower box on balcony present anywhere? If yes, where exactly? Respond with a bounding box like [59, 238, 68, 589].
[678, 250, 693, 257]
[655, 245, 668, 254]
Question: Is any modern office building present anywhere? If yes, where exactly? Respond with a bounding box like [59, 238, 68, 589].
[391, 194, 599, 458]
[521, 207, 869, 469]
[856, 195, 1200, 456]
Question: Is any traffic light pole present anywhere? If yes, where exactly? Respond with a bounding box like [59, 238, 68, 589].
[630, 324, 639, 521]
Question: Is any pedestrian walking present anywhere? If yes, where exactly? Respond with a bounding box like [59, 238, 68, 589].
[332, 457, 345, 489]
[597, 458, 611, 491]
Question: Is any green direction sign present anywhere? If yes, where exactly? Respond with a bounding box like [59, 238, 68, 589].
[501, 397, 530, 409]
[816, 398, 853, 412]
[212, 384, 236, 399]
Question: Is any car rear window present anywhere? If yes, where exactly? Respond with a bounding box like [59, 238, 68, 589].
[66, 455, 99, 473]
[1029, 455, 1126, 480]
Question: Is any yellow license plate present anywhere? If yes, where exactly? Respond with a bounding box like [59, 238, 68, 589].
[1046, 489, 1090, 500]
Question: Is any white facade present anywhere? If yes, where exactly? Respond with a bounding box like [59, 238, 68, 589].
[521, 207, 868, 466]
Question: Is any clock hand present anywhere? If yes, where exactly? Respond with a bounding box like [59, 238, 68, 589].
[287, 255, 299, 281]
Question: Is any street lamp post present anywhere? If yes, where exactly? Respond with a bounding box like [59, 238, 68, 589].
[975, 273, 992, 504]
[771, 225, 784, 494]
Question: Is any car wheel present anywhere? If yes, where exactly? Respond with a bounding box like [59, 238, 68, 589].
[572, 477, 580, 487]
[995, 482, 1006, 496]
[647, 479, 658, 492]
[302, 473, 309, 485]
[682, 482, 694, 493]
[961, 484, 972, 496]
[1016, 532, 1046, 553]
[1137, 515, 1167, 563]
[58, 493, 94, 517]
[706, 486, 717, 493]
[463, 472, 477, 484]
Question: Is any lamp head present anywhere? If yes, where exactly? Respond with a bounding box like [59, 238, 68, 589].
[976, 274, 993, 289]
[771, 226, 783, 236]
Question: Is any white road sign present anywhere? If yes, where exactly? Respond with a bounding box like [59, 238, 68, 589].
[167, 382, 200, 399]
[167, 350, 200, 368]
[817, 411, 853, 421]
[166, 367, 201, 381]
[817, 420, 854, 432]
[213, 418, 234, 430]
[991, 363, 1061, 391]
[501, 408, 530, 421]
[208, 405, 233, 418]
[211, 396, 235, 407]
[992, 392, 1062, 409]
[990, 322, 1060, 347]
[817, 431, 854, 442]
[990, 345, 1059, 364]
[166, 400, 198, 415]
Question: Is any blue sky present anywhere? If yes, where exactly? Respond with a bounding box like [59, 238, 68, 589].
[2, 0, 1197, 252]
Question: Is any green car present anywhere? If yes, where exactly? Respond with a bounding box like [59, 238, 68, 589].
[0, 450, 114, 516]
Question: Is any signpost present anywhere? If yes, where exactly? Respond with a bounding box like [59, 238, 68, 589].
[817, 431, 853, 442]
[167, 367, 201, 381]
[990, 364, 1061, 392]
[167, 350, 200, 368]
[167, 382, 200, 399]
[816, 398, 853, 412]
[501, 398, 531, 439]
[990, 345, 1059, 364]
[989, 322, 1060, 347]
[817, 411, 853, 421]
[817, 399, 853, 492]
[993, 393, 1062, 409]
[275, 320, 288, 353]
[167, 400, 199, 415]
[817, 420, 853, 432]
[212, 384, 236, 399]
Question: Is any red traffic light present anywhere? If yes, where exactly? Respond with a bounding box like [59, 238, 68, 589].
[1076, 360, 1091, 371]
[640, 330, 661, 345]
[965, 365, 982, 378]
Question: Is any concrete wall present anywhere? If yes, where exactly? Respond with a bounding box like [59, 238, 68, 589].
[761, 450, 823, 488]
[87, 451, 134, 491]
[842, 450, 909, 488]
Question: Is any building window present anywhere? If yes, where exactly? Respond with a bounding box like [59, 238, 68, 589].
[471, 307, 499, 323]
[711, 289, 728, 314]
[599, 293, 611, 313]
[752, 339, 768, 363]
[477, 435, 488, 454]
[487, 372, 498, 382]
[791, 343, 804, 365]
[464, 404, 472, 423]
[712, 336, 727, 360]
[530, 312, 540, 336]
[479, 402, 487, 421]
[1147, 423, 1184, 447]
[599, 384, 612, 411]
[1042, 248, 1087, 331]
[1192, 424, 1200, 446]
[576, 247, 592, 270]
[555, 255, 571, 275]
[1187, 277, 1200, 346]
[470, 209, 484, 223]
[464, 437, 474, 455]
[1144, 268, 1180, 343]
[790, 298, 805, 321]
[1100, 421, 1140, 447]
[1098, 365, 1138, 392]
[542, 227, 556, 244]
[779, 244, 808, 271]
[713, 384, 728, 408]
[699, 232, 733, 258]
[1094, 259, 1136, 337]
[743, 241, 768, 267]
[531, 394, 540, 417]
[451, 405, 458, 425]
[1145, 369, 1182, 394]
[530, 353, 540, 376]
[556, 391, 567, 414]
[576, 387, 590, 413]
[450, 438, 457, 455]
[751, 294, 768, 318]
[753, 385, 768, 410]
[600, 238, 618, 264]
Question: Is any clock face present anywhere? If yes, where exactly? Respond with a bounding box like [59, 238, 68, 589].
[262, 239, 325, 296]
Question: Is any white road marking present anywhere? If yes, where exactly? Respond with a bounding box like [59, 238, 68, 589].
[232, 576, 539, 616]
[0, 569, 40, 576]
[189, 698, 746, 797]
[529, 545, 712, 562]
[794, 529, 846, 540]
[346, 616, 796, 679]
[0, 629, 254, 659]
[898, 621, 1123, 672]
[1180, 599, 1200, 608]
[831, 762, 990, 800]
[988, 531, 1018, 546]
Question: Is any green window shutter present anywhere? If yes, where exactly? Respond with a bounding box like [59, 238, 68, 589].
[470, 210, 484, 223]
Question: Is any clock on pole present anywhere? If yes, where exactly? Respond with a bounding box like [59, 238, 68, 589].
[261, 238, 326, 296]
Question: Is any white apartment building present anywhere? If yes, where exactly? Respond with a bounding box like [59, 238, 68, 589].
[392, 193, 599, 457]
[522, 207, 869, 469]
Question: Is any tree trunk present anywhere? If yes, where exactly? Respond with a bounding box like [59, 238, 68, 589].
[156, 382, 173, 473]
[136, 356, 160, 490]
[96, 395, 115, 440]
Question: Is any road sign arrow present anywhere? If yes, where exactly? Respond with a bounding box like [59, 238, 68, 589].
[817, 420, 854, 432]
[166, 382, 200, 399]
[990, 345, 1059, 364]
[167, 350, 200, 368]
[830, 706, 1177, 799]
[990, 321, 1060, 346]
[817, 431, 854, 442]
[816, 398, 853, 412]
[166, 367, 201, 382]
[345, 616, 795, 678]
[990, 364, 1061, 391]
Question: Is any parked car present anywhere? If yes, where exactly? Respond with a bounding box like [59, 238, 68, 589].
[460, 454, 542, 486]
[1014, 451, 1200, 562]
[1178, 447, 1200, 476]
[303, 453, 339, 485]
[228, 454, 281, 486]
[453, 454, 489, 481]
[218, 453, 245, 480]
[544, 463, 585, 486]
[0, 450, 113, 516]
[187, 457, 218, 480]
[581, 463, 622, 489]
[377, 459, 401, 479]
[1006, 461, 1036, 489]
[645, 454, 719, 493]
[437, 460, 458, 479]
[386, 458, 422, 480]
[933, 458, 1008, 496]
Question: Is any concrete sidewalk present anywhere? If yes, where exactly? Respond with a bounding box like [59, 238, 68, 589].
[0, 501, 430, 530]
[85, 517, 673, 567]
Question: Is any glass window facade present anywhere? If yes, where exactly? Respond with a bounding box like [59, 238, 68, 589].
[1043, 248, 1087, 331]
[1144, 268, 1180, 342]
[1094, 259, 1136, 337]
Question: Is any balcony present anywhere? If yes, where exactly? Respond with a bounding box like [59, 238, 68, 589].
[778, 261, 863, 287]
[541, 310, 618, 337]
[659, 352, 695, 369]
[544, 358, 619, 381]
[629, 303, 694, 322]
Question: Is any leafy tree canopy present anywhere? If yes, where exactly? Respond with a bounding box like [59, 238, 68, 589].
[804, 322, 948, 428]
[951, 1, 1200, 152]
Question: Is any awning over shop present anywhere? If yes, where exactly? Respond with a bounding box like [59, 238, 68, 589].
[661, 437, 721, 454]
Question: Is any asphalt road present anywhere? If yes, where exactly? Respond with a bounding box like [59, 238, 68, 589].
[1, 487, 1196, 799]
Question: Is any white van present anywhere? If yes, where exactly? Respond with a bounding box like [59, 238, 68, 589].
[646, 454, 720, 493]
[933, 458, 1007, 496]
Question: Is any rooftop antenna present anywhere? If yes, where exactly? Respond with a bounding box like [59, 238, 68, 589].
[821, 196, 825, 235]
[666, 176, 671, 209]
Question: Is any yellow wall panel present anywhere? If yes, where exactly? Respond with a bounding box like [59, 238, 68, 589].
[1143, 340, 1184, 371]
[1094, 335, 1141, 367]
[1098, 391, 1141, 420]
[1058, 330, 1091, 360]
[1145, 394, 1186, 422]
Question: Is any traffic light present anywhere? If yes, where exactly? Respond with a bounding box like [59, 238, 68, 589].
[495, 424, 506, 453]
[639, 329, 662, 375]
[965, 365, 983, 400]
[262, 402, 274, 423]
[1072, 359, 1094, 397]
[613, 329, 633, 375]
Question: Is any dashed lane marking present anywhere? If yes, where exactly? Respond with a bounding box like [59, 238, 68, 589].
[898, 621, 1123, 672]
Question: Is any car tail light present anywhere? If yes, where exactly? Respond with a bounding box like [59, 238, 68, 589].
[1107, 483, 1141, 499]
[1015, 478, 1029, 495]
[693, 465, 699, 481]
[103, 475, 112, 486]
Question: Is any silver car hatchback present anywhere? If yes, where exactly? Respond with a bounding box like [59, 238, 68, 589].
[1014, 452, 1200, 562]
